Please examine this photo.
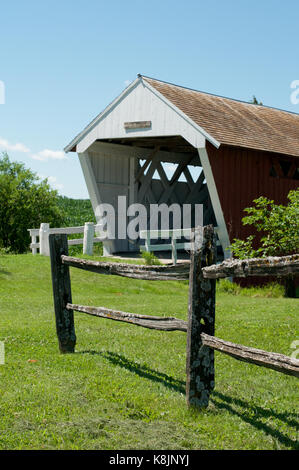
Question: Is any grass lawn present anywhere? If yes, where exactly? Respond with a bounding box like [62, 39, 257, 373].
[0, 253, 298, 450]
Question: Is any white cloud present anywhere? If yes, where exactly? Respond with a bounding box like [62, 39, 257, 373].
[0, 136, 67, 165]
[124, 79, 133, 87]
[47, 176, 64, 190]
[31, 149, 66, 161]
[38, 174, 64, 191]
[0, 137, 30, 153]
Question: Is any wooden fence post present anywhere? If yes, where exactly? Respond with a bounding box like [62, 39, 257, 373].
[186, 225, 216, 408]
[49, 234, 76, 353]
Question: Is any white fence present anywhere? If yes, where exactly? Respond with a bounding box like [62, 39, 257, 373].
[29, 224, 220, 261]
[28, 223, 104, 256]
[140, 227, 220, 264]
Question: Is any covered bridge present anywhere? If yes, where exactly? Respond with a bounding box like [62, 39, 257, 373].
[65, 75, 299, 257]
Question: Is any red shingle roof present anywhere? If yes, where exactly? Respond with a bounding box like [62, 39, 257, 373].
[143, 76, 299, 158]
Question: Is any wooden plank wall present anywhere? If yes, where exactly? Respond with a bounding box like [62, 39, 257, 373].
[207, 142, 299, 243]
[88, 148, 133, 252]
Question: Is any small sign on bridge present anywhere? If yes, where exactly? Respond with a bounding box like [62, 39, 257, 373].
[124, 121, 152, 130]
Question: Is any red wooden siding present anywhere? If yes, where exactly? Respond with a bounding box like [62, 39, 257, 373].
[206, 141, 299, 244]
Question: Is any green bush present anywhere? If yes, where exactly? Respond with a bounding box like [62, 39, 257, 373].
[140, 249, 162, 265]
[0, 153, 65, 253]
[230, 189, 299, 298]
[230, 189, 299, 259]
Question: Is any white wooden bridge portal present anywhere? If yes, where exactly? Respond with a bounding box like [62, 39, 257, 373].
[65, 75, 231, 258]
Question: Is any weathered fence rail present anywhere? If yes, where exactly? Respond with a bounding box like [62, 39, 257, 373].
[200, 333, 299, 378]
[67, 303, 188, 332]
[49, 226, 299, 409]
[61, 255, 190, 281]
[202, 254, 299, 279]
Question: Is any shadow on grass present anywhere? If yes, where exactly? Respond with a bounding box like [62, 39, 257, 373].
[80, 349, 185, 394]
[211, 391, 299, 450]
[0, 267, 11, 276]
[79, 349, 298, 449]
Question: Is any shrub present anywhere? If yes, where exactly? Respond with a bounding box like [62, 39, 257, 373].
[140, 249, 162, 265]
[0, 153, 65, 253]
[230, 189, 299, 298]
[230, 189, 299, 259]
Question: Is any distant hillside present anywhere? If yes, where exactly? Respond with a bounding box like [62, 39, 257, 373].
[57, 196, 96, 227]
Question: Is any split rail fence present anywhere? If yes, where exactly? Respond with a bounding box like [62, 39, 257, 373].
[49, 226, 299, 408]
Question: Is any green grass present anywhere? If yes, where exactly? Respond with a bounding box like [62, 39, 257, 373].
[217, 278, 285, 298]
[0, 254, 298, 450]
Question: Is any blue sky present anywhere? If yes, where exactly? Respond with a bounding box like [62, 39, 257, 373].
[0, 0, 298, 198]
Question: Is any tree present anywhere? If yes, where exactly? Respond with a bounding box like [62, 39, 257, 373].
[0, 153, 65, 253]
[250, 95, 263, 105]
[230, 189, 299, 297]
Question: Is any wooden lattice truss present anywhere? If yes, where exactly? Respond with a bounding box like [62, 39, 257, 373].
[135, 146, 216, 232]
